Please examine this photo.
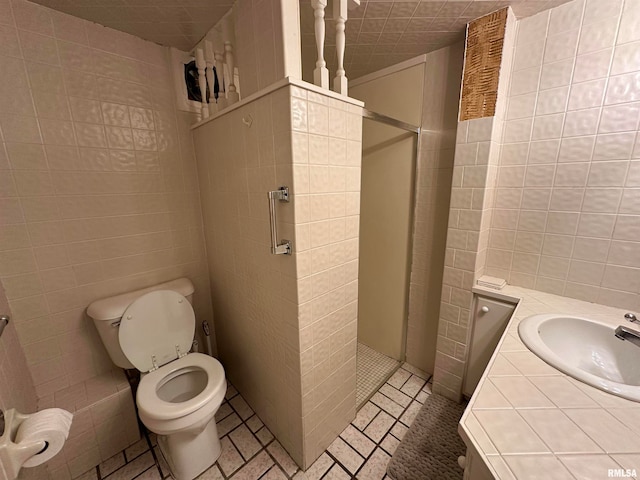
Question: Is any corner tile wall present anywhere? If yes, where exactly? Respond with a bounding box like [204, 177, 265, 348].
[0, 282, 37, 414]
[290, 85, 362, 468]
[485, 0, 640, 311]
[432, 9, 517, 401]
[0, 282, 42, 480]
[0, 0, 214, 399]
[407, 44, 465, 374]
[192, 81, 362, 470]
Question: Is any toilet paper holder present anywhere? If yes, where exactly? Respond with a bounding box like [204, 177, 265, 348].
[0, 409, 49, 480]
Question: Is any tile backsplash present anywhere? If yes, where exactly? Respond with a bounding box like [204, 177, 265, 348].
[485, 0, 640, 311]
[0, 0, 214, 399]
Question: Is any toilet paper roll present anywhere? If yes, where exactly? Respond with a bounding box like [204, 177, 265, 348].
[14, 408, 73, 467]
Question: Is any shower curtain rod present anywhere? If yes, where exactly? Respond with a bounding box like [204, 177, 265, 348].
[362, 108, 421, 134]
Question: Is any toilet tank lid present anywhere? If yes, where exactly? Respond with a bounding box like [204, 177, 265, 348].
[87, 278, 195, 321]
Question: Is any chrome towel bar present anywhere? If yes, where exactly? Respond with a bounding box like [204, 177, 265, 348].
[268, 187, 292, 255]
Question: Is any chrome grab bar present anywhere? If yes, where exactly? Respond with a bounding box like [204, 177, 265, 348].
[268, 186, 292, 255]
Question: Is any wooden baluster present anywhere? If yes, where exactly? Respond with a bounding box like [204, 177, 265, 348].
[223, 17, 239, 105]
[195, 47, 209, 119]
[224, 41, 239, 104]
[311, 0, 329, 89]
[214, 49, 227, 110]
[213, 31, 227, 111]
[205, 40, 216, 115]
[333, 0, 348, 95]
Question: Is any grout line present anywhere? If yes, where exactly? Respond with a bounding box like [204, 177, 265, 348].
[79, 371, 433, 480]
[141, 426, 165, 480]
[351, 372, 433, 478]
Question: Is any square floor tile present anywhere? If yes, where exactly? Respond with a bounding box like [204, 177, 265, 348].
[327, 437, 364, 474]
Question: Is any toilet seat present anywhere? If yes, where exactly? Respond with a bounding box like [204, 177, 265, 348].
[137, 353, 226, 421]
[119, 290, 195, 372]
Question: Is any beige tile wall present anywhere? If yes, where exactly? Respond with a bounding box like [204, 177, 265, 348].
[289, 85, 363, 468]
[485, 0, 640, 312]
[234, 0, 290, 98]
[0, 285, 138, 480]
[406, 43, 464, 374]
[193, 85, 305, 465]
[0, 282, 37, 414]
[192, 81, 362, 470]
[0, 0, 214, 402]
[432, 9, 518, 401]
[38, 370, 139, 480]
[0, 282, 41, 480]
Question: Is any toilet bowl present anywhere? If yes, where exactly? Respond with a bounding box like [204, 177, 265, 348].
[137, 353, 226, 480]
[87, 279, 227, 480]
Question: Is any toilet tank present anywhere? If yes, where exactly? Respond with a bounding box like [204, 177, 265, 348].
[87, 278, 195, 369]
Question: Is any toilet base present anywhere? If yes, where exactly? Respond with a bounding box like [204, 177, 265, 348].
[157, 419, 221, 480]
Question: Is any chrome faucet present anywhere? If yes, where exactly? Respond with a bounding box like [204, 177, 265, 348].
[615, 325, 640, 348]
[625, 313, 639, 324]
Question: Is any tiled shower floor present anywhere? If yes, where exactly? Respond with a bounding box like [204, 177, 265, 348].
[76, 364, 432, 480]
[356, 343, 401, 408]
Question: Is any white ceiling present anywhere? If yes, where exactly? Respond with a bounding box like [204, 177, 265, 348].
[31, 0, 572, 78]
[300, 0, 574, 79]
[31, 0, 234, 51]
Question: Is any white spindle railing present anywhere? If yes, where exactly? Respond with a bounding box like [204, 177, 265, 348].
[311, 0, 359, 96]
[311, 0, 329, 89]
[223, 16, 239, 105]
[191, 14, 241, 120]
[333, 0, 347, 95]
[195, 48, 209, 119]
[213, 32, 227, 111]
[224, 41, 239, 104]
[204, 40, 216, 115]
[189, 0, 363, 122]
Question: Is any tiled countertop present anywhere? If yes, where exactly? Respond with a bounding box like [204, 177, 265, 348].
[459, 285, 640, 479]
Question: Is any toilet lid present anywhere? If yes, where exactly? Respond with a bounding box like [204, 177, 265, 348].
[119, 290, 195, 372]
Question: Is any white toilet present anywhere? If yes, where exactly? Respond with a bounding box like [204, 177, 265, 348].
[87, 278, 227, 480]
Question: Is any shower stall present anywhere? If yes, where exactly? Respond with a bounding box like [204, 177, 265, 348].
[355, 108, 419, 406]
[350, 45, 464, 407]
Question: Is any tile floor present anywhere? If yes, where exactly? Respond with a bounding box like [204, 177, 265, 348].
[75, 364, 432, 480]
[356, 343, 401, 408]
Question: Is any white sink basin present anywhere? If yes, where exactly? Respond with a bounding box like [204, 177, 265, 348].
[518, 314, 640, 402]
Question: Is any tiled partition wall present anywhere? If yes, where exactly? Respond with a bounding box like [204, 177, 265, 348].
[484, 0, 640, 311]
[432, 9, 517, 402]
[291, 85, 363, 468]
[192, 86, 305, 464]
[192, 80, 362, 469]
[0, 0, 214, 397]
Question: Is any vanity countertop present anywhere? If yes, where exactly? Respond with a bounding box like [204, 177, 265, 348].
[459, 285, 640, 479]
